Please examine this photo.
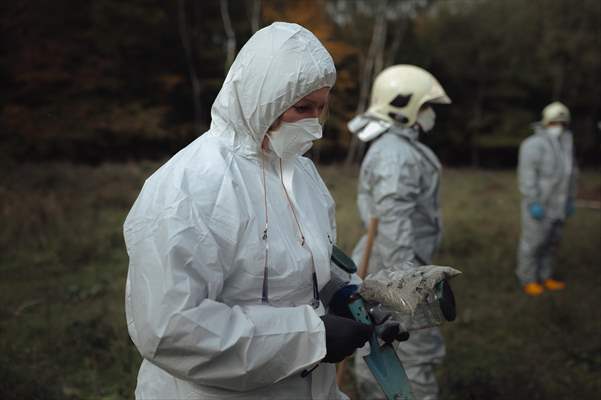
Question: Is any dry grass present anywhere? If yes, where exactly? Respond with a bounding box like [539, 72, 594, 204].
[318, 165, 601, 400]
[1, 162, 599, 399]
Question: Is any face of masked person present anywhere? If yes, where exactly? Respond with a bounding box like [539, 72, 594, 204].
[268, 118, 322, 158]
[264, 87, 329, 158]
[416, 106, 436, 133]
[546, 125, 564, 137]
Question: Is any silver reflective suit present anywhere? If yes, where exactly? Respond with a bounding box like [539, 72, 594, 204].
[516, 125, 577, 284]
[352, 125, 445, 400]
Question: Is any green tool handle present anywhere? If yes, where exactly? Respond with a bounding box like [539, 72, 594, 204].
[348, 293, 415, 400]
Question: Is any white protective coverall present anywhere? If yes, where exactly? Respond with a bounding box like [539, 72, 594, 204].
[124, 22, 345, 399]
[352, 125, 445, 400]
[516, 124, 577, 284]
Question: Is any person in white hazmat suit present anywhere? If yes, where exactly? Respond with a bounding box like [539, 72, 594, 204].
[348, 65, 451, 400]
[123, 22, 374, 400]
[516, 101, 577, 296]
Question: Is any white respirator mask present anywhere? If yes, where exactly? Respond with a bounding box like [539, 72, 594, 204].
[547, 126, 563, 137]
[267, 118, 323, 159]
[416, 106, 436, 133]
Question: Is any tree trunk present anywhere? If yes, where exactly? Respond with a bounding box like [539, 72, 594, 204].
[220, 0, 237, 74]
[246, 0, 261, 33]
[385, 17, 407, 66]
[345, 0, 389, 168]
[470, 85, 484, 167]
[177, 0, 203, 134]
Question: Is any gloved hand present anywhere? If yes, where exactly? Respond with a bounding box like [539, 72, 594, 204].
[368, 303, 410, 344]
[320, 314, 373, 363]
[327, 284, 409, 344]
[565, 199, 575, 217]
[528, 202, 545, 220]
[327, 284, 359, 320]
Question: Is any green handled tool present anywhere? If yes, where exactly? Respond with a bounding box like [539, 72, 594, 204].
[348, 293, 414, 400]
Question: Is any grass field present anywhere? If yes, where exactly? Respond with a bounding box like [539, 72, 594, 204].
[1, 162, 599, 399]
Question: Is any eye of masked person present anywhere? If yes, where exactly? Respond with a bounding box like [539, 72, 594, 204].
[282, 87, 330, 125]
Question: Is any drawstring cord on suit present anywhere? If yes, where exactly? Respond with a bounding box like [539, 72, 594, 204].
[259, 152, 321, 308]
[260, 152, 270, 304]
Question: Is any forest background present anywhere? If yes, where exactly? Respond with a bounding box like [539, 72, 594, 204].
[2, 0, 600, 167]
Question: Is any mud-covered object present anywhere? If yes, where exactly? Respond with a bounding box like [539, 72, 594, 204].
[359, 265, 461, 332]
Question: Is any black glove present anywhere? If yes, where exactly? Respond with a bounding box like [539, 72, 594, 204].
[320, 314, 373, 363]
[321, 281, 358, 320]
[368, 303, 410, 344]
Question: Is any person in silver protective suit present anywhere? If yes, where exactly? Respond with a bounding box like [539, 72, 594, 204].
[348, 65, 451, 400]
[517, 101, 577, 296]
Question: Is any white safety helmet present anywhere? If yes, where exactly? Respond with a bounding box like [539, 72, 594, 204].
[366, 64, 451, 126]
[541, 101, 570, 126]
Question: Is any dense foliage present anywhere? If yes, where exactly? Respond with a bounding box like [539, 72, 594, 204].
[1, 0, 599, 165]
